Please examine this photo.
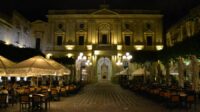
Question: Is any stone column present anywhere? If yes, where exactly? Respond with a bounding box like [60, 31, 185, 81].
[151, 62, 158, 82]
[178, 57, 184, 88]
[75, 60, 81, 82]
[191, 55, 199, 92]
[165, 61, 170, 86]
[92, 55, 97, 83]
[48, 21, 55, 50]
[157, 61, 162, 84]
[143, 67, 147, 84]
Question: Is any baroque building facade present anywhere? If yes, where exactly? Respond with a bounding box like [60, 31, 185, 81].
[0, 7, 163, 82]
[166, 5, 200, 47]
[39, 7, 163, 82]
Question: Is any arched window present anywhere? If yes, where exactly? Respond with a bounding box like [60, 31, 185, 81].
[98, 23, 111, 45]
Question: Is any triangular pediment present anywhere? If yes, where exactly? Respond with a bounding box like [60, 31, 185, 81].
[32, 20, 47, 24]
[123, 29, 133, 33]
[92, 9, 118, 15]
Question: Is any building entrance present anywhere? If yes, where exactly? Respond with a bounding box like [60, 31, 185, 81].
[97, 57, 112, 81]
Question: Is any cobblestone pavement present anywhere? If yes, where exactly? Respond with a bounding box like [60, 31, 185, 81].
[1, 81, 200, 112]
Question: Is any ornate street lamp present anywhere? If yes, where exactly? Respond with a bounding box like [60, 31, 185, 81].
[76, 52, 93, 84]
[117, 52, 132, 88]
[122, 52, 132, 69]
[76, 53, 86, 82]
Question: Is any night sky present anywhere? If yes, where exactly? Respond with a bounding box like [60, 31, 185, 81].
[1, 0, 200, 28]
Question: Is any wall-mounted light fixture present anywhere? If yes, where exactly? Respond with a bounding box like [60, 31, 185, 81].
[65, 45, 75, 50]
[156, 45, 164, 51]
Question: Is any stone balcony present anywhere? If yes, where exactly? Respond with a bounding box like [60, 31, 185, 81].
[93, 44, 117, 51]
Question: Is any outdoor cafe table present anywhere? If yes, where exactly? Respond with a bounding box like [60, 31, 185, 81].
[29, 93, 50, 110]
[179, 92, 187, 103]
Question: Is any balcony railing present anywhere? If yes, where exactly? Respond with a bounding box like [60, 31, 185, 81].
[93, 44, 117, 50]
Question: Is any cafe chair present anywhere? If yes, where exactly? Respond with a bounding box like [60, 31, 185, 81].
[51, 89, 60, 101]
[19, 94, 30, 112]
[32, 95, 42, 111]
[0, 94, 8, 108]
[186, 95, 195, 108]
[41, 93, 51, 110]
[60, 87, 67, 97]
[169, 95, 180, 108]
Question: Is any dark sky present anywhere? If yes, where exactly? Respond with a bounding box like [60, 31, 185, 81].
[1, 0, 200, 28]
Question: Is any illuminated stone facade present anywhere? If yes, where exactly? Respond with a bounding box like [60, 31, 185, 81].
[45, 8, 163, 54]
[40, 7, 163, 82]
[0, 7, 163, 82]
[31, 20, 50, 52]
[0, 11, 34, 48]
[166, 5, 200, 47]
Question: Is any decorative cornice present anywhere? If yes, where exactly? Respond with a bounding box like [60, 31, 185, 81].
[47, 14, 163, 19]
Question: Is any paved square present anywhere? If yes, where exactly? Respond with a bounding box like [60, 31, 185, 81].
[1, 82, 200, 112]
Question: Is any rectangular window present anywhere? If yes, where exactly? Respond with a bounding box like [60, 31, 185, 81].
[102, 34, 107, 44]
[125, 36, 131, 45]
[147, 36, 153, 46]
[36, 38, 40, 50]
[16, 32, 20, 43]
[80, 23, 84, 29]
[57, 36, 63, 46]
[79, 36, 84, 45]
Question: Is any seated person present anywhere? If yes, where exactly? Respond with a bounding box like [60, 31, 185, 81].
[0, 87, 9, 104]
[0, 87, 9, 94]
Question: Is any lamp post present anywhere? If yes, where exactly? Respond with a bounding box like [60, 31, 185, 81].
[122, 52, 132, 70]
[76, 52, 87, 84]
[122, 52, 132, 87]
[116, 52, 132, 76]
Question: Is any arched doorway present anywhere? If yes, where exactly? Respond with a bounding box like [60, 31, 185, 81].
[97, 57, 112, 81]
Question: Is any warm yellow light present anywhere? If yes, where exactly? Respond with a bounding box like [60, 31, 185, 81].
[19, 45, 23, 48]
[79, 52, 83, 57]
[94, 50, 100, 55]
[127, 55, 132, 60]
[86, 60, 92, 66]
[92, 38, 95, 44]
[87, 45, 92, 50]
[87, 53, 92, 56]
[117, 45, 122, 50]
[116, 60, 122, 66]
[78, 56, 82, 60]
[65, 45, 75, 50]
[113, 38, 117, 44]
[126, 52, 130, 56]
[156, 45, 164, 51]
[134, 45, 144, 50]
[83, 56, 87, 60]
[37, 58, 43, 62]
[5, 40, 10, 45]
[66, 53, 73, 58]
[46, 53, 53, 59]
[0, 76, 2, 82]
[117, 53, 122, 56]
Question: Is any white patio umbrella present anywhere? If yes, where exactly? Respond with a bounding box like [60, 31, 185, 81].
[47, 59, 71, 76]
[169, 64, 179, 76]
[131, 68, 150, 76]
[46, 59, 71, 87]
[8, 56, 57, 77]
[116, 68, 128, 76]
[0, 55, 15, 76]
[115, 72, 121, 76]
[132, 68, 150, 83]
[7, 56, 59, 86]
